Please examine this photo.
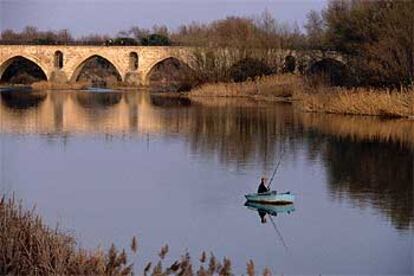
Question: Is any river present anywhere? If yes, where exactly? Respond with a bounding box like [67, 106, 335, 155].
[0, 89, 412, 274]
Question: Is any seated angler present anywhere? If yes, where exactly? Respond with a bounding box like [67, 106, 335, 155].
[257, 177, 270, 194]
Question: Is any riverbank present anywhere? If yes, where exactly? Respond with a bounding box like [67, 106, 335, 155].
[189, 74, 302, 103]
[188, 75, 414, 118]
[0, 195, 262, 275]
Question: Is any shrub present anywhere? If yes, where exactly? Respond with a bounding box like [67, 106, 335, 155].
[229, 58, 273, 82]
[140, 34, 171, 46]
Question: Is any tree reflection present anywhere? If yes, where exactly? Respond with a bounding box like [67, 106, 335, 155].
[323, 137, 413, 231]
[152, 98, 303, 171]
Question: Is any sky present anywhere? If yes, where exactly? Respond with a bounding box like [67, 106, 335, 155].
[0, 0, 327, 37]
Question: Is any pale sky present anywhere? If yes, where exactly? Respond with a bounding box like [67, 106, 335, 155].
[0, 0, 327, 36]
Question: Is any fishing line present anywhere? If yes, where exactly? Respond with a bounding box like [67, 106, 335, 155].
[268, 215, 289, 251]
[267, 148, 286, 188]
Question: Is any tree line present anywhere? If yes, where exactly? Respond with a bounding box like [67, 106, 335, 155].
[305, 0, 413, 88]
[0, 10, 303, 48]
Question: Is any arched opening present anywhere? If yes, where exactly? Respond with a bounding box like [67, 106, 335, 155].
[73, 55, 122, 88]
[308, 58, 348, 86]
[0, 56, 47, 84]
[229, 58, 273, 82]
[147, 57, 196, 92]
[54, 51, 64, 69]
[129, 52, 139, 71]
[283, 55, 296, 73]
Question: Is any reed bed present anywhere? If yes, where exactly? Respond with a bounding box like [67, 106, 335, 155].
[189, 74, 302, 100]
[0, 196, 133, 275]
[31, 81, 134, 91]
[298, 87, 414, 118]
[190, 74, 414, 118]
[0, 195, 271, 275]
[31, 80, 90, 90]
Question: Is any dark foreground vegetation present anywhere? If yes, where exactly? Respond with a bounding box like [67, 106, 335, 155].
[0, 195, 270, 275]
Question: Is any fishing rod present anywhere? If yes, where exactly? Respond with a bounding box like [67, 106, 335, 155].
[267, 148, 285, 188]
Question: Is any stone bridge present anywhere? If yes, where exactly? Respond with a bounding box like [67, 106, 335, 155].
[0, 45, 344, 85]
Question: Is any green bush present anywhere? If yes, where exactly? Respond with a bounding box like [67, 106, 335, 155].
[105, 37, 138, 46]
[140, 34, 171, 46]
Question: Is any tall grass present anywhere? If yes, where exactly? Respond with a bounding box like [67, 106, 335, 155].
[190, 73, 414, 118]
[0, 196, 133, 275]
[0, 195, 272, 275]
[189, 74, 302, 99]
[31, 81, 90, 90]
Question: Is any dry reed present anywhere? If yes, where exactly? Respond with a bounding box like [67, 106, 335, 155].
[1, 194, 273, 275]
[31, 80, 90, 90]
[0, 195, 133, 275]
[190, 73, 414, 118]
[189, 74, 302, 100]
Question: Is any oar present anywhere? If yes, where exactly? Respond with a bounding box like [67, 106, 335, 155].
[268, 214, 289, 251]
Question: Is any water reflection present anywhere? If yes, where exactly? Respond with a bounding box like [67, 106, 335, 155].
[1, 89, 47, 110]
[150, 95, 192, 107]
[324, 137, 413, 231]
[245, 202, 295, 223]
[0, 90, 412, 234]
[75, 92, 122, 109]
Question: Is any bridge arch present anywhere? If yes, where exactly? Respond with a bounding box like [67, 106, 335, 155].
[0, 55, 49, 82]
[283, 55, 296, 73]
[308, 58, 348, 86]
[143, 56, 193, 86]
[69, 54, 124, 82]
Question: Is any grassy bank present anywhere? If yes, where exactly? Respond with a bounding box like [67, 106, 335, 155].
[189, 74, 303, 102]
[30, 81, 138, 91]
[0, 195, 269, 275]
[188, 75, 414, 118]
[31, 81, 90, 90]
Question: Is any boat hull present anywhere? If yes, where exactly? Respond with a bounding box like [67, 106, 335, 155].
[244, 191, 294, 205]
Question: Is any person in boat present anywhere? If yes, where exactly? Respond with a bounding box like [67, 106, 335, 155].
[257, 177, 270, 194]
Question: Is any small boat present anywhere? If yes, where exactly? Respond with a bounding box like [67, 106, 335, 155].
[244, 191, 294, 205]
[245, 201, 295, 216]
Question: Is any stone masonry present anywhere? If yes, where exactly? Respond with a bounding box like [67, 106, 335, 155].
[0, 45, 343, 85]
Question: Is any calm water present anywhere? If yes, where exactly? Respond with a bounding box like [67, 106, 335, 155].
[0, 90, 413, 275]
